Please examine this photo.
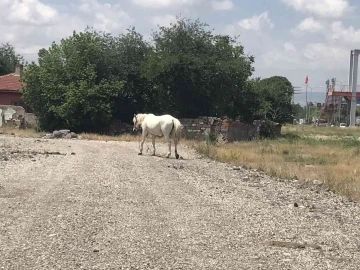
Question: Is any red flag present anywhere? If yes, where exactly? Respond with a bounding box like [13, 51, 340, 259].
[305, 75, 308, 84]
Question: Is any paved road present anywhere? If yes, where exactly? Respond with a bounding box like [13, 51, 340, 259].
[1, 135, 360, 269]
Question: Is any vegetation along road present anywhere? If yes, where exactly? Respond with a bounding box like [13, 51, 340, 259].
[1, 134, 360, 269]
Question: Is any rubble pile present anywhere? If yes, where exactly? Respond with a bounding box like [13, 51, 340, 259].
[43, 129, 78, 139]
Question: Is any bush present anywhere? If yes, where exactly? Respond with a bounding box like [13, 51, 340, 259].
[205, 131, 218, 145]
[259, 120, 278, 139]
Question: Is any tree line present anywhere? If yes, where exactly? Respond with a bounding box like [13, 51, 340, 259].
[1, 16, 295, 133]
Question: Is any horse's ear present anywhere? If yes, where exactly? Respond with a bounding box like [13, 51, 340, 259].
[134, 113, 136, 117]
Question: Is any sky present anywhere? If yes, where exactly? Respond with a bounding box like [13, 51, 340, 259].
[0, 0, 359, 105]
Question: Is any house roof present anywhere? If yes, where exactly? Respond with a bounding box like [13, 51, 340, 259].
[0, 73, 22, 92]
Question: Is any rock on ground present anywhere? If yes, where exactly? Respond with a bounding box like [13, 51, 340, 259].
[1, 134, 360, 269]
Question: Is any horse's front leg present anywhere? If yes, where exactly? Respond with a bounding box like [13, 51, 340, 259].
[138, 131, 146, 155]
[151, 135, 156, 156]
[164, 135, 171, 158]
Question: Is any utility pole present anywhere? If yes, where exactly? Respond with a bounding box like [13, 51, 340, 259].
[307, 85, 322, 124]
[305, 75, 309, 124]
[349, 49, 360, 127]
[307, 86, 312, 123]
[292, 86, 301, 104]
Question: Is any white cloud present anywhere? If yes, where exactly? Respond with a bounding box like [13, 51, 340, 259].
[211, 0, 234, 11]
[151, 15, 177, 27]
[329, 21, 360, 46]
[260, 18, 356, 73]
[281, 0, 351, 18]
[297, 17, 323, 32]
[238, 11, 274, 31]
[284, 42, 296, 52]
[262, 50, 303, 69]
[0, 0, 133, 62]
[78, 0, 133, 33]
[263, 39, 349, 71]
[5, 0, 58, 26]
[303, 43, 348, 68]
[131, 0, 202, 9]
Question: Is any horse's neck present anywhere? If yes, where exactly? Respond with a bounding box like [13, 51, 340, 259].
[137, 114, 147, 124]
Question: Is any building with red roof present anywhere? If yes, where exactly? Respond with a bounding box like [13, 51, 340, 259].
[0, 63, 31, 111]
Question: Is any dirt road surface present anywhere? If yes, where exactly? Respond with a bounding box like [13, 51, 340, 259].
[1, 134, 360, 269]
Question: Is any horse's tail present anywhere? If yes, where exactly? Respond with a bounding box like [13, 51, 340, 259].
[171, 118, 183, 142]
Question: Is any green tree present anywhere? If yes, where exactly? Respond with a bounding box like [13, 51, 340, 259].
[22, 30, 123, 132]
[254, 76, 294, 124]
[0, 43, 25, 75]
[74, 27, 153, 123]
[292, 103, 306, 119]
[109, 27, 153, 121]
[142, 16, 256, 121]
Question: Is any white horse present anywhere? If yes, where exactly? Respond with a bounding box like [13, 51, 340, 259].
[133, 113, 183, 159]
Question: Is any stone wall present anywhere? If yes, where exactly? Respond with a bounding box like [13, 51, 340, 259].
[108, 116, 281, 142]
[0, 105, 25, 128]
[180, 116, 260, 142]
[24, 113, 37, 128]
[179, 116, 220, 140]
[221, 121, 258, 142]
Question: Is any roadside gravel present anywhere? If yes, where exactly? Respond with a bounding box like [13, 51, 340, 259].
[1, 134, 360, 269]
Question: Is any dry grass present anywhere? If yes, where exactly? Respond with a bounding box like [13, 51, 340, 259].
[195, 125, 360, 201]
[0, 127, 44, 137]
[79, 132, 138, 142]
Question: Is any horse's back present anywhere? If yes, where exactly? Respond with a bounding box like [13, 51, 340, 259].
[145, 114, 172, 124]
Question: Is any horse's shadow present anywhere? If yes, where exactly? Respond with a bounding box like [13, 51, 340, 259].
[139, 151, 193, 160]
[154, 154, 186, 160]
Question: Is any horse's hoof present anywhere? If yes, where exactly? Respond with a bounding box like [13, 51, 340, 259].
[138, 152, 142, 155]
[151, 153, 155, 156]
[175, 154, 179, 159]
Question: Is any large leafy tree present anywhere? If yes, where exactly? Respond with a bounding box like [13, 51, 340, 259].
[254, 76, 294, 124]
[105, 27, 153, 121]
[0, 43, 25, 75]
[142, 16, 256, 121]
[22, 30, 123, 132]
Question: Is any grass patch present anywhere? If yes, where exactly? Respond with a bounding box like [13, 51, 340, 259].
[285, 124, 360, 138]
[79, 132, 139, 142]
[194, 125, 360, 201]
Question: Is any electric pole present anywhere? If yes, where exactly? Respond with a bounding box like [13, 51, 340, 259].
[305, 75, 309, 124]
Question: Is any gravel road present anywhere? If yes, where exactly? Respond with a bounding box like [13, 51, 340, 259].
[1, 134, 360, 269]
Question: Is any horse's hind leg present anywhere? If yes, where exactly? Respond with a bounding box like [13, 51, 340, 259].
[174, 139, 179, 159]
[151, 135, 156, 156]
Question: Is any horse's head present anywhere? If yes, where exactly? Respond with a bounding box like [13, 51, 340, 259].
[133, 113, 146, 132]
[133, 114, 140, 132]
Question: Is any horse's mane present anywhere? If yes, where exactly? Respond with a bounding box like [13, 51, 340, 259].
[136, 113, 148, 124]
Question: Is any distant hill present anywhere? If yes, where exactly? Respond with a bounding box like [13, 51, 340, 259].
[294, 91, 326, 106]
